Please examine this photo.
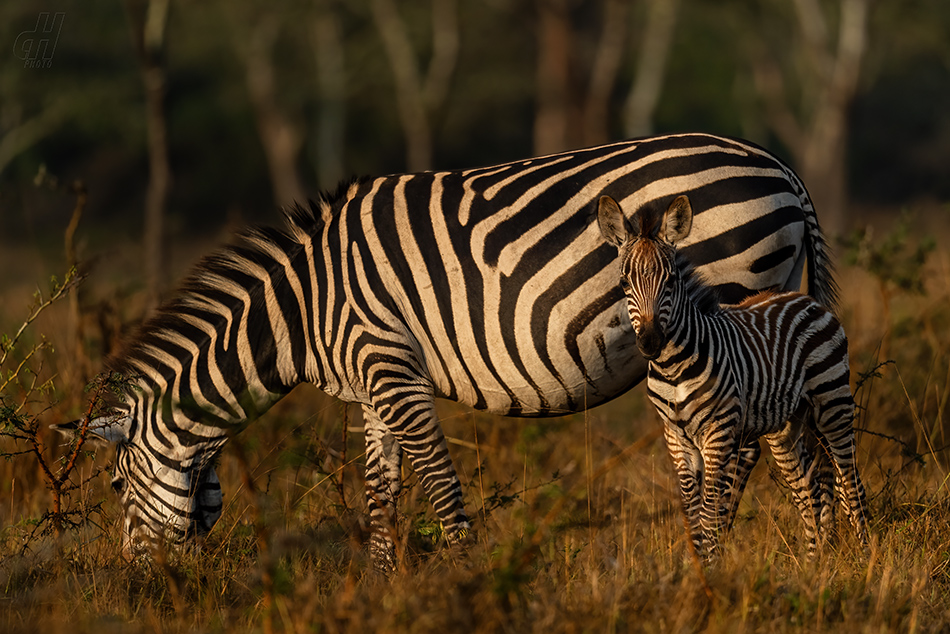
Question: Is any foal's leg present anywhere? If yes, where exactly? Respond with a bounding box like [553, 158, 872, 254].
[664, 423, 706, 558]
[811, 393, 869, 547]
[721, 439, 761, 533]
[763, 418, 826, 556]
[698, 424, 743, 558]
[803, 335, 870, 549]
[802, 433, 837, 540]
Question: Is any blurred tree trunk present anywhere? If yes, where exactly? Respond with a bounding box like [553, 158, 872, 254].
[583, 0, 627, 145]
[243, 16, 307, 207]
[371, 0, 459, 172]
[750, 0, 869, 236]
[312, 4, 346, 190]
[623, 0, 680, 137]
[535, 0, 680, 154]
[127, 0, 172, 311]
[534, 0, 578, 155]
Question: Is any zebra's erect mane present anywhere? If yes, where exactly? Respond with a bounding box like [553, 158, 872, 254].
[107, 176, 366, 380]
[284, 176, 367, 237]
[673, 250, 722, 316]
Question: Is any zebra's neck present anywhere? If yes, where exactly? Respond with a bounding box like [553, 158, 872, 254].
[650, 284, 717, 381]
[110, 220, 339, 453]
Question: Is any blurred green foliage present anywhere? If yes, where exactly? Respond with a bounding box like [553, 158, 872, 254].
[840, 209, 937, 296]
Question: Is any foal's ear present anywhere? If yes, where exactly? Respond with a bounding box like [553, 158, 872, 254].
[660, 195, 693, 245]
[597, 196, 633, 248]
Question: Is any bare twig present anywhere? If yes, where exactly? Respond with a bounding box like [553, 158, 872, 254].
[0, 268, 79, 370]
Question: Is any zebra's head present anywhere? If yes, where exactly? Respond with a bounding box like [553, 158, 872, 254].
[598, 194, 694, 361]
[53, 412, 223, 558]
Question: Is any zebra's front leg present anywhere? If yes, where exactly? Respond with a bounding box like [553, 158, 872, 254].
[363, 405, 403, 573]
[368, 380, 471, 563]
[664, 423, 705, 559]
[698, 429, 741, 559]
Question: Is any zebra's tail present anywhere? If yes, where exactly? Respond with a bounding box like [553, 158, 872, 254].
[799, 186, 840, 313]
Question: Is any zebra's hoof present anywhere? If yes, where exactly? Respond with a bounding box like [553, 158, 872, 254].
[446, 524, 477, 549]
[369, 535, 398, 575]
[372, 554, 398, 575]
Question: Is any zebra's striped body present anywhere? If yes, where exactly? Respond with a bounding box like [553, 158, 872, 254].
[62, 134, 839, 570]
[599, 194, 868, 558]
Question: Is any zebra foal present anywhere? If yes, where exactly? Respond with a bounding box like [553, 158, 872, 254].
[598, 193, 868, 558]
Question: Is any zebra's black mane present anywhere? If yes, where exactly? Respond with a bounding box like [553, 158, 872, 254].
[107, 176, 367, 378]
[674, 251, 723, 316]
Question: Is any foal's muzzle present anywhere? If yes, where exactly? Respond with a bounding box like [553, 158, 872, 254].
[636, 322, 666, 360]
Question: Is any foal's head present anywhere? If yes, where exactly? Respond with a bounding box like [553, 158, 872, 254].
[598, 195, 694, 360]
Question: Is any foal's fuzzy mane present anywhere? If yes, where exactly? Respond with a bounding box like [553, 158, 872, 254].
[674, 251, 723, 315]
[632, 204, 723, 316]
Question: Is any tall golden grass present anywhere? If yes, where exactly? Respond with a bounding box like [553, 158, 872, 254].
[1, 211, 948, 633]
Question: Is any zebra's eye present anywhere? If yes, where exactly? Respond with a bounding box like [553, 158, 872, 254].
[619, 278, 631, 291]
[111, 476, 126, 494]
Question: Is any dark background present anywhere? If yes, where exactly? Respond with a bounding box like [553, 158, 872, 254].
[1, 0, 948, 276]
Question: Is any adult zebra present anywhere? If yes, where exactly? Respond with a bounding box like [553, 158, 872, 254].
[57, 133, 837, 571]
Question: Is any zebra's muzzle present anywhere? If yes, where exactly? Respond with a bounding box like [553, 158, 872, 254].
[636, 323, 666, 361]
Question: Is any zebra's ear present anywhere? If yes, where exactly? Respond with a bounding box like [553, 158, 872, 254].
[597, 196, 632, 248]
[51, 414, 131, 446]
[660, 195, 693, 245]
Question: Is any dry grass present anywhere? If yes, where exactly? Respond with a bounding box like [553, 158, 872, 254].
[2, 219, 949, 633]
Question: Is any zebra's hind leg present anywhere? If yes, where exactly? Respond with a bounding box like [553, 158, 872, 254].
[363, 405, 403, 573]
[812, 391, 869, 549]
[721, 439, 761, 534]
[803, 435, 837, 542]
[763, 418, 826, 557]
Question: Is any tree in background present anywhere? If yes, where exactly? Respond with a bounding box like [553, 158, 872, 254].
[533, 0, 576, 154]
[623, 0, 680, 138]
[312, 0, 347, 190]
[371, 0, 459, 172]
[746, 0, 870, 235]
[126, 0, 172, 310]
[533, 0, 681, 154]
[238, 12, 308, 208]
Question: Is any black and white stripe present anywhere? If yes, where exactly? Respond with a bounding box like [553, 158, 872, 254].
[598, 193, 868, 558]
[61, 133, 840, 569]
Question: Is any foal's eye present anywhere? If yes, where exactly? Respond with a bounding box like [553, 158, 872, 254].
[111, 477, 126, 494]
[619, 278, 631, 291]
